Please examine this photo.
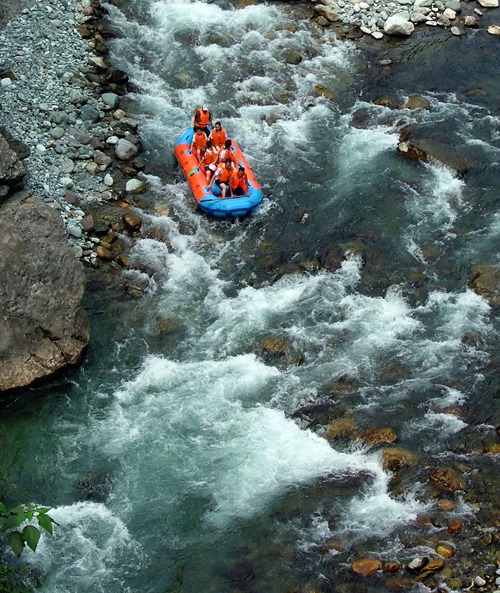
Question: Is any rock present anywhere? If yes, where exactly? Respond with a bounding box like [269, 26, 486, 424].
[101, 92, 119, 108]
[326, 416, 357, 439]
[0, 198, 89, 392]
[408, 557, 428, 571]
[384, 561, 402, 572]
[487, 24, 500, 34]
[397, 140, 428, 162]
[115, 138, 139, 161]
[314, 4, 342, 20]
[156, 314, 182, 334]
[81, 215, 95, 232]
[429, 467, 466, 492]
[80, 104, 100, 123]
[470, 265, 500, 306]
[438, 498, 456, 511]
[96, 245, 114, 261]
[363, 427, 398, 447]
[382, 447, 414, 471]
[93, 149, 112, 167]
[447, 518, 462, 533]
[422, 557, 445, 572]
[260, 335, 292, 356]
[67, 224, 83, 239]
[435, 543, 455, 558]
[122, 211, 142, 232]
[477, 0, 498, 5]
[351, 558, 383, 576]
[0, 133, 27, 192]
[464, 15, 479, 26]
[451, 25, 467, 35]
[125, 178, 146, 194]
[405, 95, 430, 110]
[88, 56, 108, 71]
[384, 14, 415, 35]
[314, 84, 335, 100]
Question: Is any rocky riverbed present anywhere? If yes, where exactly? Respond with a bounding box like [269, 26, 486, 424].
[0, 0, 156, 390]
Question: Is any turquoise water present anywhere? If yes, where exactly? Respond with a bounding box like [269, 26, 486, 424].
[1, 1, 499, 592]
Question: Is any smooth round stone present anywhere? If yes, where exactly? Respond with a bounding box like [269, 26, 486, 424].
[0, 77, 12, 87]
[67, 225, 83, 239]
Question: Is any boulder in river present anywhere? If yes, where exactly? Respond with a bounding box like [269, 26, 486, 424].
[0, 197, 90, 392]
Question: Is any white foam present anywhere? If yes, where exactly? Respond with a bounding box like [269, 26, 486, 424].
[26, 502, 141, 593]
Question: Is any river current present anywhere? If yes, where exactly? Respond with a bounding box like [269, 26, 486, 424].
[1, 1, 499, 592]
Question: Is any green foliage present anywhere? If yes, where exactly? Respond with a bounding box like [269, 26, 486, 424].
[0, 503, 56, 557]
[0, 563, 42, 593]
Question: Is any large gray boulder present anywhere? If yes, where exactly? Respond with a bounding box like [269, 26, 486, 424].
[0, 197, 90, 392]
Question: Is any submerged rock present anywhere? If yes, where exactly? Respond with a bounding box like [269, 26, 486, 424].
[429, 466, 466, 492]
[351, 558, 383, 576]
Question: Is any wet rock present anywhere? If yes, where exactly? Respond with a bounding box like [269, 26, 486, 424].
[351, 558, 383, 576]
[96, 245, 114, 261]
[381, 447, 414, 471]
[156, 314, 182, 334]
[405, 95, 430, 110]
[314, 83, 335, 100]
[435, 543, 455, 558]
[384, 561, 402, 572]
[122, 211, 142, 232]
[408, 557, 428, 571]
[429, 467, 466, 492]
[487, 24, 500, 34]
[77, 471, 111, 502]
[464, 15, 479, 26]
[422, 557, 445, 572]
[438, 498, 457, 511]
[326, 416, 357, 440]
[362, 427, 398, 447]
[448, 518, 462, 533]
[260, 335, 291, 356]
[397, 140, 429, 162]
[470, 265, 500, 306]
[125, 178, 146, 194]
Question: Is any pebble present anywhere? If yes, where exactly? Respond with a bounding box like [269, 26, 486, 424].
[315, 0, 487, 37]
[0, 0, 120, 254]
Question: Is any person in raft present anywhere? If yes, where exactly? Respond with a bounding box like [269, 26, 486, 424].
[212, 159, 235, 199]
[230, 165, 249, 197]
[191, 127, 207, 165]
[193, 106, 212, 136]
[210, 121, 227, 150]
[217, 139, 234, 165]
[200, 139, 219, 182]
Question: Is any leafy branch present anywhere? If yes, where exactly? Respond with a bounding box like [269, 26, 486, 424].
[0, 503, 57, 557]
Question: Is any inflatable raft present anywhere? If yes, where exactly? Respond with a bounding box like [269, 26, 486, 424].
[174, 127, 263, 218]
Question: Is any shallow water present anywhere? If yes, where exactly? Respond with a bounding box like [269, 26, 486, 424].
[1, 1, 499, 592]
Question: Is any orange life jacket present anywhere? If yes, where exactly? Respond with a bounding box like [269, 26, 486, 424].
[217, 165, 233, 183]
[230, 172, 248, 192]
[211, 127, 227, 147]
[203, 147, 218, 166]
[217, 147, 234, 164]
[192, 132, 207, 151]
[194, 108, 210, 128]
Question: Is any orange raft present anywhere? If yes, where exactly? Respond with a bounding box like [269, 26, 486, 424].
[174, 127, 263, 218]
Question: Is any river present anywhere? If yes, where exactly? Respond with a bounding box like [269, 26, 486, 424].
[1, 0, 499, 592]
